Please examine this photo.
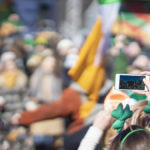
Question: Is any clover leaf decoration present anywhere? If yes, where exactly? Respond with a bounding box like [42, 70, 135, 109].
[111, 103, 133, 132]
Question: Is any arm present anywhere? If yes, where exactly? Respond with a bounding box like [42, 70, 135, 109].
[12, 88, 81, 125]
[78, 110, 111, 150]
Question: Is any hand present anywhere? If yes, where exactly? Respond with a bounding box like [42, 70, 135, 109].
[11, 113, 21, 125]
[133, 71, 150, 100]
[0, 102, 4, 108]
[93, 110, 111, 131]
[0, 96, 5, 107]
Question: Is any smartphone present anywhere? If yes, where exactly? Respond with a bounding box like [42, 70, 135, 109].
[115, 74, 149, 91]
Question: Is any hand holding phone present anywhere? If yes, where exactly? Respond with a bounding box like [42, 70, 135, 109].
[133, 71, 150, 100]
[115, 74, 149, 91]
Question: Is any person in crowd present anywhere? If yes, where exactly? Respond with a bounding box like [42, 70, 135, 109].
[26, 50, 64, 150]
[78, 70, 150, 150]
[132, 54, 150, 71]
[124, 41, 141, 63]
[104, 71, 150, 147]
[25, 31, 62, 75]
[0, 51, 29, 150]
[0, 51, 28, 122]
[2, 37, 28, 71]
[104, 100, 150, 150]
[11, 75, 111, 150]
[78, 100, 150, 150]
[110, 125, 150, 150]
[78, 110, 111, 150]
[77, 97, 135, 150]
[28, 50, 62, 102]
[56, 38, 76, 88]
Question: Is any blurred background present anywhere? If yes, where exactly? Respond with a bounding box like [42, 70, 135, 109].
[0, 0, 150, 150]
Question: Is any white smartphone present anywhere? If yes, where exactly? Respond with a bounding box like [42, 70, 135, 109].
[115, 74, 149, 91]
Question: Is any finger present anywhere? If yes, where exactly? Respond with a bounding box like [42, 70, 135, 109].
[133, 90, 146, 95]
[140, 71, 150, 76]
[143, 78, 150, 91]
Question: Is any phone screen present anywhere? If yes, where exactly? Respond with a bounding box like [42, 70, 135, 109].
[119, 75, 146, 90]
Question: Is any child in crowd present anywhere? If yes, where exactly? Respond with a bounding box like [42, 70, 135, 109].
[78, 71, 150, 150]
[110, 125, 150, 150]
[78, 100, 150, 150]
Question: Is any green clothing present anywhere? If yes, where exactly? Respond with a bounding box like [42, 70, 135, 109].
[98, 0, 122, 4]
[111, 50, 128, 81]
[129, 92, 147, 101]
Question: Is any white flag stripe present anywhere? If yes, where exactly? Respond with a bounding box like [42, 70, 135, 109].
[94, 2, 121, 66]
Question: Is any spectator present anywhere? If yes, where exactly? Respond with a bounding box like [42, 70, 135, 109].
[0, 51, 28, 150]
[110, 125, 150, 150]
[0, 51, 27, 122]
[28, 50, 62, 102]
[56, 38, 77, 88]
[26, 51, 64, 150]
[78, 97, 136, 150]
[78, 110, 111, 150]
[11, 78, 108, 150]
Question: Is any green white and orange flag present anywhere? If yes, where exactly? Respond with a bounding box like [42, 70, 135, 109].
[68, 0, 121, 118]
[112, 3, 150, 42]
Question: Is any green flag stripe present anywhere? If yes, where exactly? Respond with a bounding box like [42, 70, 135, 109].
[98, 0, 122, 4]
[119, 13, 147, 27]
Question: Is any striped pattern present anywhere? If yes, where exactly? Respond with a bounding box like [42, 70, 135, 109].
[112, 3, 150, 41]
[98, 0, 122, 4]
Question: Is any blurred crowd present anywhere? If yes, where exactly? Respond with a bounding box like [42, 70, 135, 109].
[0, 7, 150, 150]
[0, 12, 80, 150]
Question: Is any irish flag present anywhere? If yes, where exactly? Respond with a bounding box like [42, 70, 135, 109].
[112, 2, 150, 42]
[68, 0, 121, 118]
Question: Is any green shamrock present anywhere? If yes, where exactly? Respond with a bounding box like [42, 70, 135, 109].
[111, 103, 133, 132]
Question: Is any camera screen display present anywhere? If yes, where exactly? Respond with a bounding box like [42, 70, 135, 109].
[119, 75, 145, 90]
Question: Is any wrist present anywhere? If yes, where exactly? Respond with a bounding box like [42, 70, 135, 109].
[92, 125, 104, 132]
[93, 122, 106, 131]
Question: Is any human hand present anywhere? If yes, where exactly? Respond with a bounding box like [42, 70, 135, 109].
[0, 96, 5, 107]
[93, 110, 111, 131]
[11, 113, 21, 125]
[0, 102, 4, 108]
[133, 71, 150, 100]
